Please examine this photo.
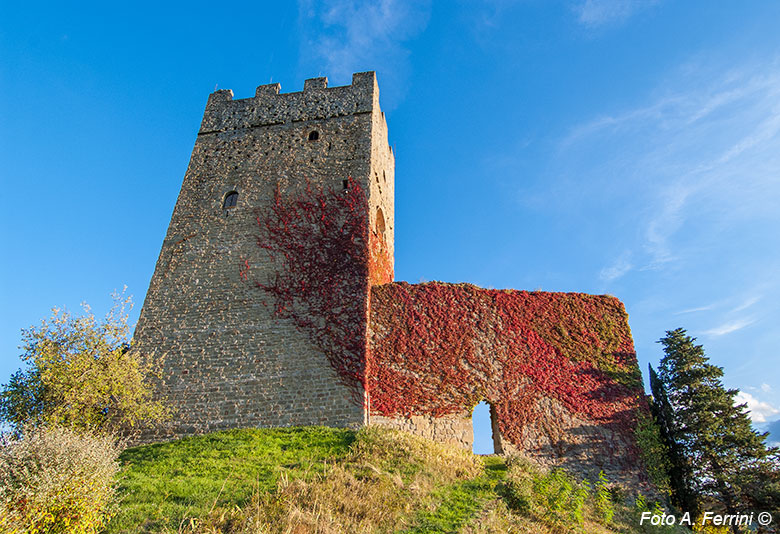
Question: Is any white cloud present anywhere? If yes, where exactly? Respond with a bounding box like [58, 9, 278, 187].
[642, 182, 691, 268]
[735, 391, 780, 424]
[573, 0, 657, 28]
[762, 383, 772, 393]
[674, 304, 716, 315]
[600, 252, 632, 281]
[733, 295, 761, 313]
[702, 318, 755, 337]
[297, 0, 430, 90]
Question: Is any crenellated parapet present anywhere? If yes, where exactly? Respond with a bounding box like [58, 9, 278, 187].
[199, 72, 379, 134]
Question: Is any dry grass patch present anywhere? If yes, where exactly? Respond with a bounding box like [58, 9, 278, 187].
[177, 425, 482, 533]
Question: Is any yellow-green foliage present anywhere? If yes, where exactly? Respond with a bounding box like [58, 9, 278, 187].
[692, 516, 732, 533]
[502, 457, 593, 530]
[0, 292, 169, 434]
[634, 408, 673, 496]
[0, 425, 121, 534]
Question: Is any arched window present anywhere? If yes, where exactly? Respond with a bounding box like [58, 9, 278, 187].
[223, 191, 238, 209]
[308, 130, 320, 141]
[375, 207, 386, 237]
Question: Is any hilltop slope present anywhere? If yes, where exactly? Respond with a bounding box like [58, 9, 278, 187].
[108, 426, 679, 533]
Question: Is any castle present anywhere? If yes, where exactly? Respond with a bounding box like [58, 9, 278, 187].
[133, 72, 649, 486]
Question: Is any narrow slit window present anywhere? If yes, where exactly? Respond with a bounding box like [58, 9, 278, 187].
[308, 131, 320, 141]
[223, 191, 238, 209]
[342, 179, 349, 190]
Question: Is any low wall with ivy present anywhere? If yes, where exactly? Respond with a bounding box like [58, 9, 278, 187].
[368, 282, 650, 487]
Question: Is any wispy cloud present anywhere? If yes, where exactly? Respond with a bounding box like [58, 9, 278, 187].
[674, 304, 716, 315]
[674, 294, 760, 316]
[733, 295, 761, 313]
[297, 0, 430, 98]
[703, 318, 756, 337]
[559, 60, 780, 272]
[600, 252, 632, 281]
[735, 391, 780, 424]
[573, 0, 658, 28]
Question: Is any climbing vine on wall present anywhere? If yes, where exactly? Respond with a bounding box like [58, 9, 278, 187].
[249, 179, 645, 467]
[252, 178, 371, 402]
[368, 282, 645, 454]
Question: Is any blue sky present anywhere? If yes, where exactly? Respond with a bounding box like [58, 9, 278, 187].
[2, 0, 779, 445]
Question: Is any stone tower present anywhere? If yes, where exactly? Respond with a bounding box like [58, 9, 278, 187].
[133, 72, 394, 439]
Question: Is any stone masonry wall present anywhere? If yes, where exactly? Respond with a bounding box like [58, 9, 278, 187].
[132, 73, 393, 441]
[371, 413, 473, 449]
[368, 282, 649, 488]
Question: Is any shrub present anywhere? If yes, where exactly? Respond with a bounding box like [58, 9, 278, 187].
[633, 494, 680, 534]
[502, 457, 591, 531]
[634, 406, 673, 497]
[0, 425, 121, 534]
[0, 291, 169, 435]
[594, 471, 615, 524]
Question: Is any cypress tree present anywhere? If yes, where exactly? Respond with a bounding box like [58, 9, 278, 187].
[648, 363, 697, 514]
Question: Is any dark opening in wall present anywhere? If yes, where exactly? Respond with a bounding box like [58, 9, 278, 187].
[375, 207, 386, 238]
[223, 191, 238, 209]
[342, 179, 349, 190]
[472, 401, 501, 454]
[308, 131, 320, 141]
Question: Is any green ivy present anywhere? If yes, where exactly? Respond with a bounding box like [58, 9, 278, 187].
[634, 408, 672, 496]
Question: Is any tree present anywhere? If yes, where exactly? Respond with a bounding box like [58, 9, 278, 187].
[654, 328, 779, 530]
[0, 292, 169, 435]
[648, 363, 697, 514]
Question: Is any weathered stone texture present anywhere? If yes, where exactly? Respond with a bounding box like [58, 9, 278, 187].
[371, 413, 473, 449]
[133, 73, 393, 441]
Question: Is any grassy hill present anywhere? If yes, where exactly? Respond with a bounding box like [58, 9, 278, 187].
[107, 426, 683, 534]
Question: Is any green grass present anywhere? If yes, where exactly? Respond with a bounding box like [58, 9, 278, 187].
[107, 426, 355, 533]
[400, 457, 507, 533]
[107, 427, 687, 534]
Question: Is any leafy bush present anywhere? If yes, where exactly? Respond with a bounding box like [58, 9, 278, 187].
[594, 471, 615, 524]
[0, 425, 121, 534]
[0, 291, 169, 435]
[502, 457, 592, 531]
[634, 406, 673, 497]
[632, 494, 682, 534]
[691, 516, 732, 533]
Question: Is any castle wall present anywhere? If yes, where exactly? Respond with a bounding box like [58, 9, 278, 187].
[133, 73, 392, 441]
[368, 282, 649, 488]
[370, 413, 473, 449]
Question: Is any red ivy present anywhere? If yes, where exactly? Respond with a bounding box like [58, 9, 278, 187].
[368, 282, 644, 453]
[248, 180, 645, 464]
[252, 178, 371, 402]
